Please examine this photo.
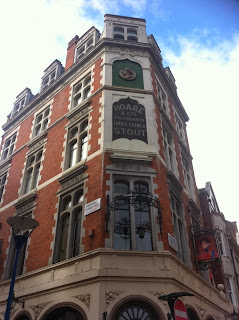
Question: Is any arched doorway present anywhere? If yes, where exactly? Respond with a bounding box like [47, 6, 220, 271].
[113, 301, 160, 320]
[42, 306, 84, 320]
[187, 308, 201, 320]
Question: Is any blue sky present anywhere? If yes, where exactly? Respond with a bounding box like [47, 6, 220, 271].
[0, 0, 239, 224]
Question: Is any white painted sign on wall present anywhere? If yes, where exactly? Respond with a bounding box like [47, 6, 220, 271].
[84, 198, 101, 216]
[168, 233, 178, 252]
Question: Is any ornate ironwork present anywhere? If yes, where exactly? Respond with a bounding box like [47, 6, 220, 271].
[106, 191, 162, 234]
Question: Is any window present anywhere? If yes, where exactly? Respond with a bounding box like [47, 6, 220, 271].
[42, 69, 57, 90]
[75, 37, 94, 61]
[1, 133, 17, 160]
[72, 75, 91, 108]
[113, 26, 138, 42]
[114, 302, 158, 320]
[55, 188, 84, 262]
[182, 155, 192, 194]
[175, 113, 185, 141]
[0, 173, 7, 203]
[66, 120, 88, 169]
[217, 231, 225, 256]
[5, 214, 32, 280]
[162, 127, 175, 172]
[114, 179, 152, 251]
[23, 150, 43, 194]
[170, 194, 188, 263]
[13, 97, 26, 116]
[33, 107, 50, 137]
[226, 276, 236, 306]
[157, 81, 168, 113]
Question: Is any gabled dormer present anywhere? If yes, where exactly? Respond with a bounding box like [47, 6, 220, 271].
[102, 14, 148, 44]
[74, 27, 101, 63]
[40, 59, 64, 92]
[11, 88, 34, 119]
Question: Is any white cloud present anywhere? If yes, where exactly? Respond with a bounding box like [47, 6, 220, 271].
[161, 32, 239, 222]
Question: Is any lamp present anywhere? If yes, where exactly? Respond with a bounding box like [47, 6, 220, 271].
[225, 309, 239, 320]
[137, 225, 145, 239]
[4, 216, 39, 320]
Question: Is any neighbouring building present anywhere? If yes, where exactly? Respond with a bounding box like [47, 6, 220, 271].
[0, 14, 238, 320]
[199, 182, 239, 309]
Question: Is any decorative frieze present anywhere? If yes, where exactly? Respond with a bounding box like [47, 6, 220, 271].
[76, 293, 90, 309]
[15, 192, 37, 214]
[30, 301, 52, 318]
[106, 291, 123, 307]
[105, 47, 149, 58]
[195, 304, 207, 319]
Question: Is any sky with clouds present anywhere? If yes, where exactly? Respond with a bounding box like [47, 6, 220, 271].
[0, 0, 239, 223]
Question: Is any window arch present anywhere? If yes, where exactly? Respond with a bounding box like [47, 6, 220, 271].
[42, 306, 84, 320]
[186, 308, 201, 320]
[112, 300, 160, 320]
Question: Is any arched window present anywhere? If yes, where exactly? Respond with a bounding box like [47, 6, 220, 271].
[42, 306, 84, 320]
[55, 188, 84, 263]
[113, 301, 159, 320]
[187, 308, 201, 320]
[66, 119, 88, 169]
[113, 179, 152, 251]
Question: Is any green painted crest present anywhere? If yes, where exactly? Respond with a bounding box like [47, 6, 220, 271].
[112, 59, 144, 89]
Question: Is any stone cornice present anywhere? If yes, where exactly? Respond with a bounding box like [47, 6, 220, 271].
[167, 170, 183, 196]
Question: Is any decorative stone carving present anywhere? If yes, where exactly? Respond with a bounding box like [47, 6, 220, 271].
[119, 68, 136, 80]
[195, 304, 207, 319]
[217, 283, 227, 299]
[105, 47, 149, 58]
[106, 291, 123, 307]
[148, 291, 165, 297]
[76, 293, 91, 309]
[30, 302, 52, 318]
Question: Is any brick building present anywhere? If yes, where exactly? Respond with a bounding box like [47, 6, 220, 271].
[0, 14, 237, 320]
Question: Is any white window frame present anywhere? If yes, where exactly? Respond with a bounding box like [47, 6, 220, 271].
[1, 133, 17, 160]
[226, 276, 237, 306]
[65, 118, 89, 169]
[0, 173, 7, 204]
[75, 37, 94, 61]
[162, 126, 175, 172]
[181, 155, 192, 195]
[170, 193, 189, 264]
[71, 74, 91, 109]
[33, 106, 50, 137]
[174, 112, 185, 142]
[113, 25, 138, 42]
[216, 231, 226, 256]
[157, 80, 169, 114]
[42, 68, 57, 91]
[12, 96, 26, 116]
[22, 150, 43, 194]
[54, 187, 84, 262]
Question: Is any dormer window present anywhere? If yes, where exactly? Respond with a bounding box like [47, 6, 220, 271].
[76, 37, 94, 61]
[13, 97, 26, 115]
[127, 28, 137, 42]
[113, 26, 138, 42]
[10, 88, 34, 119]
[42, 69, 57, 90]
[114, 27, 124, 40]
[40, 60, 64, 92]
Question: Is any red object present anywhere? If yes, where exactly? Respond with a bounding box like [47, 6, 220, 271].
[174, 299, 188, 320]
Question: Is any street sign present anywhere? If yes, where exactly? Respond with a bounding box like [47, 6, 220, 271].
[174, 299, 188, 320]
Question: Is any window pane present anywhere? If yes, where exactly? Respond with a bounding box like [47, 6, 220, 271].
[59, 214, 70, 261]
[80, 134, 88, 160]
[33, 164, 40, 189]
[69, 141, 77, 167]
[72, 209, 82, 257]
[114, 182, 129, 194]
[25, 169, 33, 193]
[114, 209, 130, 250]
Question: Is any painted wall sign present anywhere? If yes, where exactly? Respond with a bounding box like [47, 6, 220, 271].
[112, 97, 148, 143]
[85, 198, 101, 216]
[168, 233, 178, 252]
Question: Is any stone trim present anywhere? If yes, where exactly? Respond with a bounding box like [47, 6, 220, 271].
[167, 170, 183, 197]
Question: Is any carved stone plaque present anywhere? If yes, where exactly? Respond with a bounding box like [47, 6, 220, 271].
[112, 98, 148, 143]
